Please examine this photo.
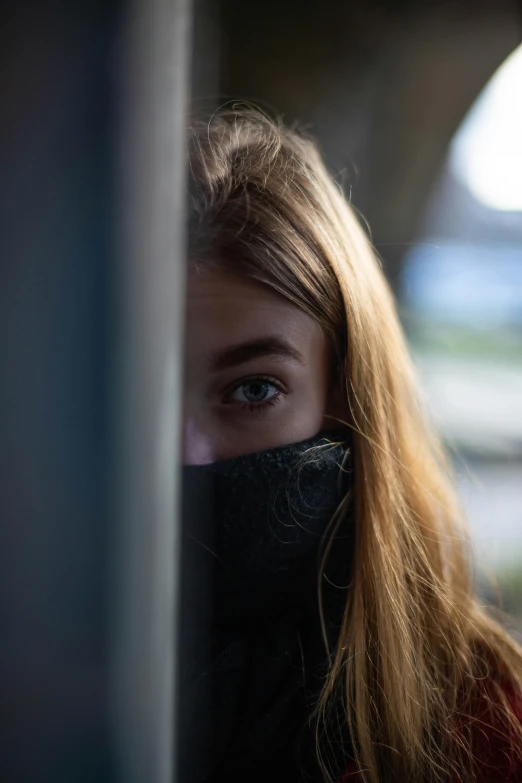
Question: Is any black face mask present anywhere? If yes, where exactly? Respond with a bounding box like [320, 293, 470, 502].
[177, 431, 354, 782]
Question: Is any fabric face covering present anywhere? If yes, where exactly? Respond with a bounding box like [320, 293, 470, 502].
[177, 431, 354, 782]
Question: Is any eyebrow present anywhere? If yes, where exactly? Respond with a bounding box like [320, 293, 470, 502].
[210, 337, 305, 372]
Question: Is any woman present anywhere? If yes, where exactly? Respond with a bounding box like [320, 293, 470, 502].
[179, 107, 522, 782]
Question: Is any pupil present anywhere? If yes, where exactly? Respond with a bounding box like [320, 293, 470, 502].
[244, 381, 269, 402]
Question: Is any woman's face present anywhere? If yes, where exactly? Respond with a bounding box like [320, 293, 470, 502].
[183, 267, 337, 464]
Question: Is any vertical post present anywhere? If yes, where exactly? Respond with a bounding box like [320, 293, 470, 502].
[113, 0, 191, 781]
[0, 3, 116, 779]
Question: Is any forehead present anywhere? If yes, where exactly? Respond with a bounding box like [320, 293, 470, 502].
[185, 267, 321, 350]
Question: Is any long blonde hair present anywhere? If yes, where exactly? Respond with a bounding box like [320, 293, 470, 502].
[187, 107, 522, 782]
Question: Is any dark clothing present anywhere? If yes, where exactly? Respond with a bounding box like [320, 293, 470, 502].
[178, 433, 353, 781]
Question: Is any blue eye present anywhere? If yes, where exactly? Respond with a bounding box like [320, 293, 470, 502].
[231, 379, 279, 404]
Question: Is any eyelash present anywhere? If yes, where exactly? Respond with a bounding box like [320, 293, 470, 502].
[223, 375, 286, 414]
[240, 396, 282, 415]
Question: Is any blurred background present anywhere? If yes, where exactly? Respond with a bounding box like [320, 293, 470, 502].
[192, 0, 522, 617]
[1, 0, 521, 779]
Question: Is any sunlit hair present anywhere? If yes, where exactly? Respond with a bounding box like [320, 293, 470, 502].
[187, 106, 522, 782]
